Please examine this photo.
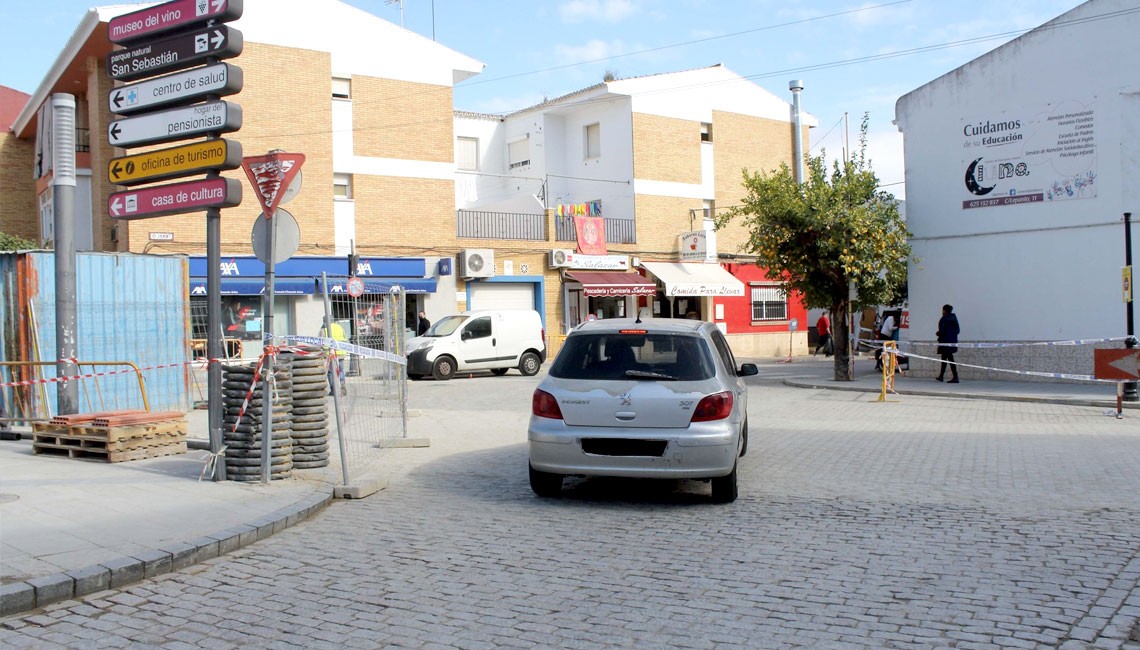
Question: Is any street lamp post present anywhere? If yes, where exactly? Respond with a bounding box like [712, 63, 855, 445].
[1125, 212, 1137, 401]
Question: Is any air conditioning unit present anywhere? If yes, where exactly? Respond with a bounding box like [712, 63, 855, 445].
[549, 249, 576, 268]
[458, 249, 495, 279]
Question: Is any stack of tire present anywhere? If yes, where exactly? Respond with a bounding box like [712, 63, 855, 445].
[221, 361, 294, 482]
[280, 346, 332, 470]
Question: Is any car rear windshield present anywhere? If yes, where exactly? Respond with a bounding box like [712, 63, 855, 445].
[549, 332, 715, 381]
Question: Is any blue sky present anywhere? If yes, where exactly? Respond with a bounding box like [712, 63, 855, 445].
[3, 0, 1086, 198]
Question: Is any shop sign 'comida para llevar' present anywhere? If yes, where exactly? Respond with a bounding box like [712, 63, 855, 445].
[106, 0, 244, 221]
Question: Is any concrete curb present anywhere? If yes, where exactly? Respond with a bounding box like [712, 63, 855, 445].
[782, 378, 1140, 409]
[0, 490, 333, 619]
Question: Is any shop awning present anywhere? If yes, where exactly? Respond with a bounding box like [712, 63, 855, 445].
[189, 278, 316, 296]
[322, 277, 438, 294]
[639, 262, 745, 297]
[566, 271, 657, 297]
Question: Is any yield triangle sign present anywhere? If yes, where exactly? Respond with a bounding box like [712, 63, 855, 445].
[242, 152, 305, 219]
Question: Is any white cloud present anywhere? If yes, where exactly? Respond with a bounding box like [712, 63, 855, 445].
[559, 0, 636, 24]
[553, 39, 633, 65]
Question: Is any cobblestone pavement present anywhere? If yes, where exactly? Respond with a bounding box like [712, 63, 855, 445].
[3, 373, 1140, 649]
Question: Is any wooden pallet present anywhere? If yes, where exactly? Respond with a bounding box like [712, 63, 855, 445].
[32, 440, 187, 463]
[33, 431, 186, 453]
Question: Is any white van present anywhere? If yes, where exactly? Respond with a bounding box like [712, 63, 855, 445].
[405, 310, 547, 380]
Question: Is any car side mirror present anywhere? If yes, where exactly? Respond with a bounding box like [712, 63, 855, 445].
[738, 363, 758, 377]
[461, 330, 471, 340]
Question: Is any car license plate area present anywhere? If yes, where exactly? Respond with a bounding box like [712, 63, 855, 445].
[581, 438, 668, 457]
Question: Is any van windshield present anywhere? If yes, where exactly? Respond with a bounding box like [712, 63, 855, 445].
[423, 315, 467, 337]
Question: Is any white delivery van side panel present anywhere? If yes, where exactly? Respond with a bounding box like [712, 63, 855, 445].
[406, 309, 546, 380]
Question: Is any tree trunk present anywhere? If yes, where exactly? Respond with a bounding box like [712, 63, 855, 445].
[833, 298, 854, 381]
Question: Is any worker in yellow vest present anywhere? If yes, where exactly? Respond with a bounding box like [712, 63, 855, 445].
[320, 319, 347, 395]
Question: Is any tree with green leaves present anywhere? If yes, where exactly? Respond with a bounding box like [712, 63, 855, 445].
[718, 117, 911, 380]
[0, 232, 36, 253]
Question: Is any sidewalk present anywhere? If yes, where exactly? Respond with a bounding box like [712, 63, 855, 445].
[1, 408, 335, 617]
[753, 354, 1138, 410]
[3, 357, 1135, 619]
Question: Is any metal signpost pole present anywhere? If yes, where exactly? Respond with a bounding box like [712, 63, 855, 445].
[206, 201, 225, 480]
[260, 155, 279, 485]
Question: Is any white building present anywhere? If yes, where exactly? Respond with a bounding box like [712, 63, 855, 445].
[894, 0, 1140, 377]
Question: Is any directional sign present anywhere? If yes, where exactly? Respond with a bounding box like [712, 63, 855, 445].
[108, 0, 243, 45]
[108, 138, 242, 186]
[109, 177, 242, 220]
[1094, 349, 1140, 381]
[108, 27, 243, 83]
[108, 100, 241, 149]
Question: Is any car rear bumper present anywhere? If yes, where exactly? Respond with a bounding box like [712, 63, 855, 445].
[528, 418, 739, 479]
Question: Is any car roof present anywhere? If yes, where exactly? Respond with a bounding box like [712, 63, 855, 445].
[571, 318, 707, 335]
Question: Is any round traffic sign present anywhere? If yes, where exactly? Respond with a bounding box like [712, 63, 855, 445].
[346, 277, 365, 298]
[250, 208, 301, 265]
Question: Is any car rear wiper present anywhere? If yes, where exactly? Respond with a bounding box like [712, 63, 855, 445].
[624, 369, 677, 380]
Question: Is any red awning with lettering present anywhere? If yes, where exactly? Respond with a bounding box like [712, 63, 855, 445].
[566, 271, 657, 297]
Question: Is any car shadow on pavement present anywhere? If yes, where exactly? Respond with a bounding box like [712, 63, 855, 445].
[406, 441, 723, 507]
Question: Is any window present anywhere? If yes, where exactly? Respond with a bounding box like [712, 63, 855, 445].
[584, 123, 601, 159]
[702, 199, 715, 222]
[332, 77, 351, 99]
[333, 173, 353, 199]
[751, 284, 787, 321]
[508, 137, 529, 169]
[701, 122, 713, 143]
[464, 317, 492, 340]
[457, 136, 479, 171]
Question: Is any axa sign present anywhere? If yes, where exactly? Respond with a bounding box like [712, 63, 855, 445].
[220, 260, 240, 275]
[356, 261, 374, 276]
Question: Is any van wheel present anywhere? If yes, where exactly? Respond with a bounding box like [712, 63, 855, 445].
[710, 463, 738, 503]
[519, 352, 541, 376]
[432, 356, 456, 381]
[529, 464, 562, 497]
[491, 368, 509, 376]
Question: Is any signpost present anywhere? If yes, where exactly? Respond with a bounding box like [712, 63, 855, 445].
[109, 177, 242, 220]
[108, 0, 243, 44]
[1094, 348, 1140, 419]
[108, 100, 241, 148]
[108, 138, 241, 186]
[107, 27, 243, 82]
[107, 0, 245, 481]
[109, 62, 243, 113]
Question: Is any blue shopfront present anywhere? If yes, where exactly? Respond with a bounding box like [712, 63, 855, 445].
[188, 256, 437, 357]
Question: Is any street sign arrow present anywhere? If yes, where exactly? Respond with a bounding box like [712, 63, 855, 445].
[107, 26, 243, 82]
[108, 139, 243, 187]
[107, 100, 241, 149]
[108, 63, 243, 115]
[108, 177, 242, 220]
[108, 0, 243, 45]
[1108, 352, 1140, 378]
[1094, 349, 1140, 380]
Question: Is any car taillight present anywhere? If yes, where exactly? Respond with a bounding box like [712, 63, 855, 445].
[691, 391, 733, 422]
[532, 389, 564, 420]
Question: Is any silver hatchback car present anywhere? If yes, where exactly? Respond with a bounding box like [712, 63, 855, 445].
[528, 318, 758, 502]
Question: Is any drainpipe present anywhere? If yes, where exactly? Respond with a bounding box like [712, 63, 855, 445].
[789, 80, 805, 184]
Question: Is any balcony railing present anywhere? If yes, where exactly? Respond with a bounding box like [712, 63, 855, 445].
[75, 128, 90, 153]
[555, 217, 636, 244]
[456, 210, 638, 244]
[457, 210, 546, 240]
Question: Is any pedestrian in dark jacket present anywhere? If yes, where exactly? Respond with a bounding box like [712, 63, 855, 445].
[936, 304, 960, 383]
[417, 311, 431, 336]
